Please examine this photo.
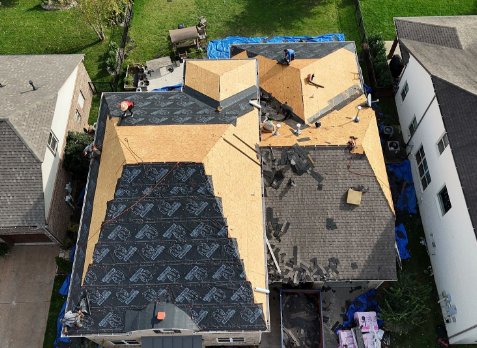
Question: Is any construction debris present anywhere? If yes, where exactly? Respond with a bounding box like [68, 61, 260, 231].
[282, 292, 322, 348]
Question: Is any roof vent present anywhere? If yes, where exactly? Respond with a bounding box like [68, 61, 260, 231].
[347, 189, 362, 205]
[29, 80, 37, 91]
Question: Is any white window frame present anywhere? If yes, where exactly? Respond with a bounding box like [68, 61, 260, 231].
[78, 90, 85, 109]
[47, 130, 58, 156]
[75, 109, 81, 122]
[401, 81, 409, 101]
[415, 145, 431, 191]
[408, 115, 417, 137]
[437, 185, 452, 216]
[109, 340, 140, 346]
[437, 132, 449, 155]
[217, 337, 246, 343]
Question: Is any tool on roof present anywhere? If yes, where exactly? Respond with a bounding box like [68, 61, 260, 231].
[306, 74, 324, 88]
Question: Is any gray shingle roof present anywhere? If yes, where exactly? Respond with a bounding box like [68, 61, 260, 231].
[433, 77, 477, 235]
[394, 16, 477, 95]
[261, 146, 396, 281]
[0, 120, 45, 227]
[0, 54, 84, 160]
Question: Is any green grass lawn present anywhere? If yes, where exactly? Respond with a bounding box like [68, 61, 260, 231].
[43, 275, 67, 348]
[360, 0, 477, 39]
[0, 0, 121, 80]
[126, 0, 361, 64]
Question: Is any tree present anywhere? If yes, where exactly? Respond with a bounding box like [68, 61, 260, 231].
[63, 132, 93, 180]
[76, 0, 130, 41]
[378, 272, 432, 335]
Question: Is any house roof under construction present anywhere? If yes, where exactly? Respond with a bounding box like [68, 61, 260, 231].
[232, 41, 396, 282]
[66, 59, 268, 335]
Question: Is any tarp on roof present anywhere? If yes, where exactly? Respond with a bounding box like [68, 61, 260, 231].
[395, 223, 410, 259]
[169, 27, 198, 43]
[207, 34, 345, 59]
[142, 335, 202, 348]
[152, 83, 182, 92]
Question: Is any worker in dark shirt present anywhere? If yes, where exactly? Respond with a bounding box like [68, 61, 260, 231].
[120, 100, 134, 117]
[284, 49, 295, 65]
[281, 102, 294, 120]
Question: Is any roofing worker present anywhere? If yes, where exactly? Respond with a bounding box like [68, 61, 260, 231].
[282, 102, 294, 119]
[120, 100, 134, 117]
[284, 49, 295, 65]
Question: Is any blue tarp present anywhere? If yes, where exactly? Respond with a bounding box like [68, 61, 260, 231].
[59, 272, 71, 296]
[395, 223, 410, 259]
[387, 160, 413, 184]
[336, 289, 384, 333]
[207, 34, 345, 59]
[152, 83, 182, 92]
[54, 301, 69, 347]
[396, 185, 417, 214]
[69, 244, 76, 262]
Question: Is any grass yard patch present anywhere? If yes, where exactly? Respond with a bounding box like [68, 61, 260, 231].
[127, 0, 360, 64]
[0, 0, 121, 80]
[43, 275, 67, 348]
[360, 0, 477, 39]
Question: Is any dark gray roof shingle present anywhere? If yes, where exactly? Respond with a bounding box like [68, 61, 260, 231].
[261, 146, 396, 281]
[0, 120, 45, 227]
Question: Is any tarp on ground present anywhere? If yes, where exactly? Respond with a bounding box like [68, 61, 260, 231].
[396, 185, 417, 214]
[207, 34, 345, 59]
[69, 244, 76, 262]
[54, 301, 69, 347]
[395, 223, 410, 259]
[59, 272, 72, 296]
[387, 160, 413, 184]
[152, 83, 182, 92]
[336, 289, 384, 333]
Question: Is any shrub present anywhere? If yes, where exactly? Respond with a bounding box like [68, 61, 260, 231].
[0, 243, 9, 257]
[55, 256, 73, 274]
[63, 132, 93, 181]
[367, 33, 393, 88]
[107, 56, 117, 70]
[124, 75, 133, 86]
[379, 272, 432, 335]
[108, 41, 119, 52]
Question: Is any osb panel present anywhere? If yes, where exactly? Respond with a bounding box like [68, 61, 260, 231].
[188, 59, 255, 76]
[220, 60, 257, 100]
[115, 123, 229, 163]
[203, 110, 268, 319]
[184, 62, 220, 101]
[83, 118, 126, 281]
[260, 95, 373, 147]
[231, 51, 249, 59]
[362, 117, 395, 213]
[258, 56, 305, 120]
[300, 48, 361, 121]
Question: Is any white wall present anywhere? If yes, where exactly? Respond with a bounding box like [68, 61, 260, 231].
[42, 65, 79, 218]
[395, 54, 477, 344]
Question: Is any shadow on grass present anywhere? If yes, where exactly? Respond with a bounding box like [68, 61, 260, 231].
[222, 0, 337, 36]
[26, 3, 44, 11]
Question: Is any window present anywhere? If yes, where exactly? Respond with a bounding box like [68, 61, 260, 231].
[438, 185, 452, 215]
[75, 109, 81, 122]
[47, 131, 58, 155]
[217, 338, 246, 343]
[408, 116, 417, 137]
[415, 145, 431, 190]
[401, 81, 409, 101]
[78, 91, 85, 108]
[437, 133, 449, 155]
[110, 340, 140, 346]
[153, 329, 181, 334]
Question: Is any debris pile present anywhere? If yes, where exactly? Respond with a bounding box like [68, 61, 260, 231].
[282, 292, 322, 348]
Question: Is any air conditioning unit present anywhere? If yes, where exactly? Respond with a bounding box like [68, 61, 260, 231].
[385, 141, 400, 158]
[382, 126, 394, 140]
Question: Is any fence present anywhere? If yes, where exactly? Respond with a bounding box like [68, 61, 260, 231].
[90, 3, 134, 95]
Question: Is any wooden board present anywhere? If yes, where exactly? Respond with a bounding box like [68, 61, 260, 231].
[347, 189, 363, 205]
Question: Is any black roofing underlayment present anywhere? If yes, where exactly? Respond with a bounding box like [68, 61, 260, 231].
[103, 89, 256, 126]
[67, 162, 266, 335]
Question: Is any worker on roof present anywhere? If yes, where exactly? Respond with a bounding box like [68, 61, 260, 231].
[120, 100, 134, 117]
[284, 49, 295, 65]
[281, 102, 294, 120]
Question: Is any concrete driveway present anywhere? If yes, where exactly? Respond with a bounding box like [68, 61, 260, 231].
[0, 245, 59, 348]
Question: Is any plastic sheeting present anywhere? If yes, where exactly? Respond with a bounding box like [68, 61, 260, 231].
[387, 160, 413, 184]
[54, 301, 69, 348]
[59, 272, 71, 296]
[207, 34, 345, 59]
[396, 186, 417, 214]
[395, 223, 410, 259]
[151, 83, 182, 92]
[336, 289, 383, 333]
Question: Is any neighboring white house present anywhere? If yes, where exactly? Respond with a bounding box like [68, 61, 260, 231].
[0, 55, 92, 245]
[393, 16, 477, 344]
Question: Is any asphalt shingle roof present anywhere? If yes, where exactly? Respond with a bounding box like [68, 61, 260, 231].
[261, 146, 396, 281]
[0, 120, 45, 227]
